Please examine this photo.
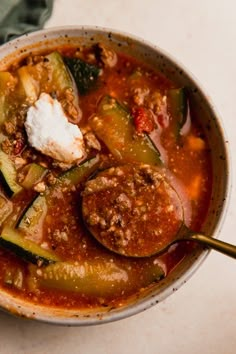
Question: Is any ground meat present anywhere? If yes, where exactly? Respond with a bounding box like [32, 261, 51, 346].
[82, 164, 183, 257]
[3, 119, 17, 135]
[134, 165, 163, 186]
[46, 172, 57, 186]
[131, 88, 169, 129]
[52, 228, 69, 242]
[52, 161, 73, 171]
[1, 138, 13, 154]
[33, 181, 46, 193]
[14, 157, 27, 170]
[132, 87, 150, 106]
[115, 193, 132, 211]
[61, 88, 82, 123]
[86, 212, 101, 226]
[146, 92, 169, 127]
[84, 131, 101, 151]
[82, 176, 118, 195]
[21, 147, 37, 161]
[94, 43, 118, 68]
[13, 132, 26, 155]
[15, 105, 29, 128]
[26, 55, 45, 66]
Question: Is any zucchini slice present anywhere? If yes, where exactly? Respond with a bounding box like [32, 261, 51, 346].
[1, 156, 99, 264]
[46, 52, 77, 95]
[19, 163, 47, 190]
[0, 149, 22, 196]
[29, 260, 129, 296]
[167, 88, 188, 138]
[0, 195, 12, 226]
[18, 156, 100, 237]
[17, 66, 39, 103]
[17, 51, 78, 106]
[0, 227, 60, 265]
[28, 259, 164, 296]
[17, 195, 47, 243]
[0, 72, 17, 124]
[56, 155, 100, 188]
[64, 57, 100, 95]
[90, 95, 161, 165]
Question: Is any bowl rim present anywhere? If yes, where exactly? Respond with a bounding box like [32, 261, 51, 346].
[0, 25, 232, 326]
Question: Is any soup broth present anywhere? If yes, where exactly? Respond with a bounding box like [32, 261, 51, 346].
[0, 42, 212, 310]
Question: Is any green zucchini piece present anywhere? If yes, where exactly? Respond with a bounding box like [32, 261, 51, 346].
[0, 72, 16, 124]
[0, 149, 22, 196]
[56, 155, 99, 188]
[28, 259, 164, 296]
[167, 88, 188, 137]
[17, 195, 47, 243]
[46, 52, 76, 94]
[19, 163, 47, 190]
[0, 227, 60, 265]
[18, 156, 100, 237]
[64, 57, 100, 95]
[0, 72, 15, 91]
[17, 51, 78, 105]
[90, 95, 161, 165]
[0, 195, 12, 226]
[17, 66, 39, 103]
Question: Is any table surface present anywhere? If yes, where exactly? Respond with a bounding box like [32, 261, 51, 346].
[1, 1, 236, 353]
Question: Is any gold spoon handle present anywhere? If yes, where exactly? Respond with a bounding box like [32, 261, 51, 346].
[188, 233, 236, 259]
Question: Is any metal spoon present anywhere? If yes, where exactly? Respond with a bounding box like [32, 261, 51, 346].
[81, 164, 236, 259]
[157, 224, 236, 258]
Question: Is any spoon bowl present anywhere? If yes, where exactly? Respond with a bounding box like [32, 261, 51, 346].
[82, 164, 183, 257]
[82, 164, 236, 259]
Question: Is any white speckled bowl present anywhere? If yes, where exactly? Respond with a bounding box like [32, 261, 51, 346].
[0, 26, 231, 325]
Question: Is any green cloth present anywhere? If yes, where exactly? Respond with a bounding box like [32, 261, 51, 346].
[0, 0, 53, 44]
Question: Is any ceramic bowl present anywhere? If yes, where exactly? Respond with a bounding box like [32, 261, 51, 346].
[0, 26, 230, 325]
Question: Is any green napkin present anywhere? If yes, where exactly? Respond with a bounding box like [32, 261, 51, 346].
[0, 0, 54, 44]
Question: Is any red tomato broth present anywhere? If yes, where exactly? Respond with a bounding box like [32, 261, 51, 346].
[0, 43, 212, 310]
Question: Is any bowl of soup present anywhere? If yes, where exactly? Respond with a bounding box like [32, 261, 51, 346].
[0, 26, 230, 325]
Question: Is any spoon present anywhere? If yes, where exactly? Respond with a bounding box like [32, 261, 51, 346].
[81, 164, 236, 258]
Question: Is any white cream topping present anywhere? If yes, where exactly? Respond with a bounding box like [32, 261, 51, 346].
[25, 93, 85, 164]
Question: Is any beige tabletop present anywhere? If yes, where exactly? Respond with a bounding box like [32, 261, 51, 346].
[1, 1, 236, 353]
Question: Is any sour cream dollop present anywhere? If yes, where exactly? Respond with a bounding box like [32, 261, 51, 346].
[25, 93, 85, 164]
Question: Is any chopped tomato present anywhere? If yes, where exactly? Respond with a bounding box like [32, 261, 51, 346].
[13, 138, 25, 155]
[132, 106, 155, 134]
